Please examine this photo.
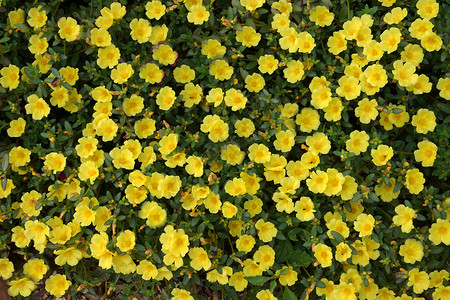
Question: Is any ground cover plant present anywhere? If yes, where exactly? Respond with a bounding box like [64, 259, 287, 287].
[0, 0, 449, 299]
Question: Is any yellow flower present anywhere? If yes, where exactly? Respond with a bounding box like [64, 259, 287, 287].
[44, 274, 71, 297]
[189, 247, 211, 271]
[327, 30, 347, 55]
[354, 213, 375, 237]
[295, 107, 320, 132]
[401, 44, 424, 66]
[437, 77, 450, 100]
[171, 288, 194, 300]
[116, 230, 135, 252]
[409, 18, 433, 40]
[273, 130, 295, 152]
[234, 117, 254, 137]
[59, 66, 79, 86]
[241, 0, 265, 11]
[428, 219, 450, 245]
[111, 63, 134, 84]
[343, 18, 362, 39]
[338, 175, 358, 200]
[149, 24, 168, 44]
[78, 161, 99, 184]
[112, 253, 136, 274]
[346, 130, 370, 155]
[95, 8, 114, 29]
[245, 73, 265, 93]
[384, 7, 407, 24]
[258, 54, 279, 74]
[9, 146, 31, 168]
[73, 203, 96, 226]
[209, 59, 234, 80]
[224, 88, 247, 111]
[363, 64, 387, 88]
[363, 40, 384, 61]
[138, 201, 166, 228]
[236, 26, 261, 47]
[355, 98, 379, 124]
[255, 219, 277, 242]
[336, 75, 361, 100]
[236, 234, 256, 253]
[306, 132, 331, 154]
[371, 144, 393, 166]
[298, 32, 316, 53]
[393, 60, 418, 87]
[283, 60, 304, 83]
[414, 140, 437, 167]
[156, 86, 176, 110]
[248, 143, 271, 163]
[416, 0, 439, 19]
[411, 108, 436, 134]
[184, 155, 203, 177]
[11, 226, 30, 248]
[20, 190, 42, 217]
[324, 168, 345, 196]
[8, 277, 36, 297]
[264, 154, 287, 183]
[97, 45, 120, 69]
[316, 278, 335, 298]
[335, 242, 352, 262]
[399, 239, 424, 264]
[256, 289, 277, 300]
[286, 160, 308, 180]
[306, 170, 328, 194]
[139, 63, 164, 84]
[0, 258, 14, 280]
[0, 65, 20, 90]
[309, 6, 334, 27]
[23, 258, 48, 282]
[123, 94, 144, 116]
[50, 86, 69, 107]
[29, 33, 48, 55]
[333, 282, 356, 300]
[406, 74, 432, 95]
[95, 117, 118, 142]
[145, 0, 166, 20]
[314, 243, 332, 268]
[58, 17, 80, 42]
[244, 197, 263, 217]
[380, 27, 401, 53]
[54, 247, 83, 266]
[392, 204, 416, 233]
[405, 168, 425, 194]
[130, 18, 152, 43]
[159, 175, 182, 199]
[180, 83, 202, 108]
[201, 39, 226, 59]
[8, 8, 25, 29]
[158, 133, 178, 156]
[224, 178, 246, 197]
[187, 5, 210, 25]
[421, 32, 443, 52]
[294, 196, 315, 221]
[44, 152, 66, 174]
[136, 260, 158, 280]
[407, 268, 430, 294]
[90, 28, 111, 48]
[276, 266, 298, 286]
[152, 44, 178, 65]
[173, 65, 195, 84]
[27, 6, 47, 29]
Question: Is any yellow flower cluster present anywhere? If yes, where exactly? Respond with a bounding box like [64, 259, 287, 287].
[1, 0, 449, 299]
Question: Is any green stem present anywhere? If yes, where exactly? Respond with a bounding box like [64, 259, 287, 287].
[347, 0, 350, 20]
[0, 42, 5, 66]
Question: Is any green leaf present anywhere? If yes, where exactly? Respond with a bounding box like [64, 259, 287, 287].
[245, 276, 272, 286]
[289, 250, 314, 267]
[50, 67, 61, 78]
[383, 176, 391, 187]
[14, 23, 28, 30]
[1, 178, 6, 191]
[331, 231, 344, 242]
[283, 287, 297, 300]
[393, 181, 402, 193]
[2, 153, 9, 171]
[61, 82, 73, 90]
[315, 279, 326, 288]
[392, 108, 403, 114]
[275, 240, 293, 263]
